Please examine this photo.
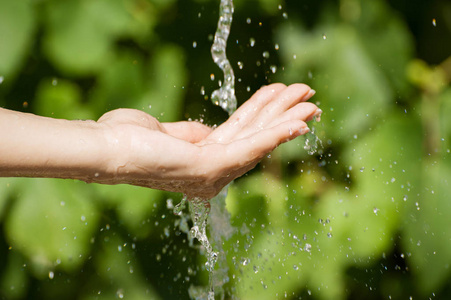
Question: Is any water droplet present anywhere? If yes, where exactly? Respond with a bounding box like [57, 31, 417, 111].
[249, 38, 256, 47]
[282, 12, 288, 19]
[210, 73, 215, 81]
[274, 43, 279, 50]
[242, 258, 249, 266]
[200, 86, 205, 96]
[432, 18, 437, 27]
[373, 207, 379, 215]
[237, 61, 244, 69]
[322, 34, 327, 40]
[52, 78, 58, 86]
[246, 18, 251, 24]
[192, 41, 197, 48]
[293, 264, 299, 270]
[262, 51, 270, 58]
[81, 215, 86, 222]
[49, 271, 54, 279]
[0, 76, 4, 84]
[304, 243, 312, 252]
[270, 65, 277, 73]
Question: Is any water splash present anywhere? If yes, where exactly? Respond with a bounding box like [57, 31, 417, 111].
[304, 115, 324, 155]
[174, 189, 234, 300]
[211, 0, 237, 116]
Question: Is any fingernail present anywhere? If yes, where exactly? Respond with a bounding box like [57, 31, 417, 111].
[299, 127, 310, 135]
[302, 89, 316, 101]
[313, 108, 322, 122]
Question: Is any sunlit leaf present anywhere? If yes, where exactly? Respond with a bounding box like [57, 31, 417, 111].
[5, 179, 100, 276]
[42, 0, 137, 75]
[277, 22, 392, 141]
[93, 184, 163, 238]
[81, 234, 162, 300]
[403, 159, 451, 295]
[34, 78, 94, 120]
[0, 0, 34, 80]
[138, 45, 188, 122]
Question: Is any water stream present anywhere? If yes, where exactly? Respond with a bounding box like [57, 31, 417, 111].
[210, 0, 237, 116]
[175, 1, 322, 299]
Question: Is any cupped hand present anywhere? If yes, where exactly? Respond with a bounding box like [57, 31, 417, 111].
[97, 83, 320, 199]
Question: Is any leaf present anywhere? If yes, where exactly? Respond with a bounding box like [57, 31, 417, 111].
[342, 111, 423, 256]
[5, 179, 100, 276]
[42, 0, 137, 75]
[0, 0, 35, 80]
[403, 160, 451, 295]
[93, 184, 163, 238]
[34, 78, 94, 120]
[277, 22, 393, 141]
[0, 251, 29, 300]
[80, 234, 162, 300]
[357, 0, 415, 96]
[88, 51, 145, 114]
[138, 45, 188, 122]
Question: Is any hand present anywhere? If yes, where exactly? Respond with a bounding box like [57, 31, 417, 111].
[97, 83, 320, 199]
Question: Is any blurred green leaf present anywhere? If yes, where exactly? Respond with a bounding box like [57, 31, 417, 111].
[440, 87, 451, 151]
[42, 0, 138, 75]
[89, 51, 145, 115]
[34, 78, 94, 120]
[357, 0, 415, 96]
[0, 0, 34, 80]
[93, 184, 163, 238]
[5, 179, 100, 276]
[138, 45, 188, 122]
[342, 111, 422, 256]
[81, 234, 162, 300]
[278, 22, 392, 141]
[0, 251, 29, 300]
[403, 160, 451, 295]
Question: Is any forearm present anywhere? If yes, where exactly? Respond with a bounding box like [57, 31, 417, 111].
[0, 107, 110, 182]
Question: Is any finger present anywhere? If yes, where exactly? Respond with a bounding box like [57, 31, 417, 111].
[266, 102, 320, 129]
[224, 119, 309, 167]
[162, 121, 213, 143]
[228, 83, 287, 123]
[205, 84, 287, 143]
[252, 84, 314, 127]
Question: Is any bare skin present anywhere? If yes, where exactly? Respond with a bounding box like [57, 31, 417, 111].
[0, 83, 320, 199]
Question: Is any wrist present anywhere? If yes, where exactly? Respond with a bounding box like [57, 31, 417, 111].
[92, 122, 133, 185]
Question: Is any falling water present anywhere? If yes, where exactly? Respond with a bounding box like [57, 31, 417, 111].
[304, 114, 323, 155]
[177, 0, 323, 298]
[210, 0, 237, 116]
[173, 1, 237, 299]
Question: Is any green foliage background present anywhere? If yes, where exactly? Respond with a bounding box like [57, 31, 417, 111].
[1, 0, 451, 299]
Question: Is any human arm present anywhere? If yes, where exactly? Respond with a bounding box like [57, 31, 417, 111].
[0, 83, 320, 199]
